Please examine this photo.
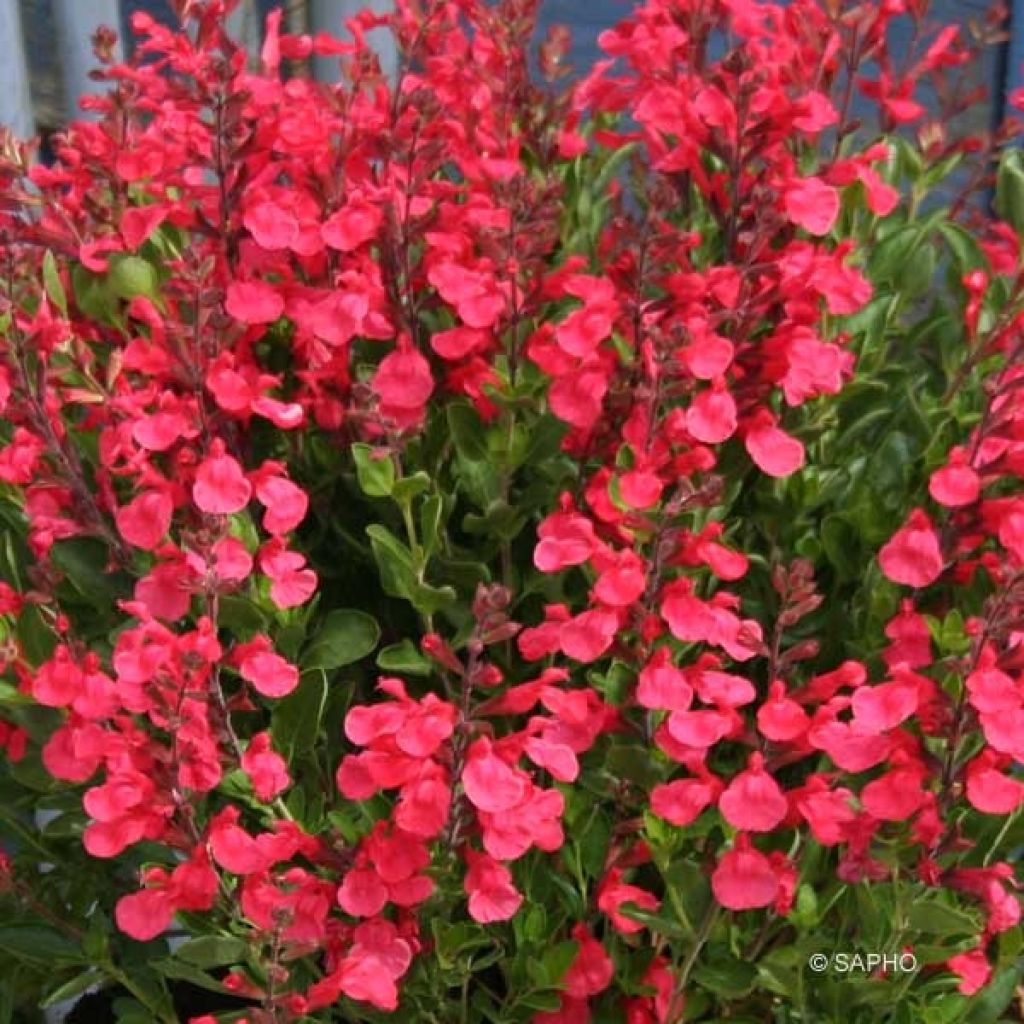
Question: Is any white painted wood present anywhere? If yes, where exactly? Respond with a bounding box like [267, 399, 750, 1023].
[0, 0, 35, 138]
[311, 0, 398, 83]
[52, 0, 124, 119]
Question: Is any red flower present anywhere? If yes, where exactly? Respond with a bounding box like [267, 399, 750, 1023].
[784, 176, 839, 235]
[686, 385, 737, 444]
[236, 639, 300, 698]
[947, 948, 993, 996]
[259, 542, 318, 609]
[463, 737, 528, 813]
[718, 753, 787, 832]
[321, 200, 382, 252]
[879, 509, 944, 587]
[929, 448, 981, 507]
[464, 849, 523, 923]
[711, 835, 779, 911]
[563, 924, 614, 999]
[549, 366, 609, 429]
[225, 281, 285, 325]
[116, 490, 173, 551]
[193, 441, 252, 515]
[534, 508, 597, 572]
[850, 678, 919, 733]
[244, 200, 300, 250]
[597, 867, 660, 934]
[241, 733, 290, 801]
[372, 339, 434, 429]
[253, 471, 309, 535]
[651, 774, 721, 826]
[744, 415, 805, 478]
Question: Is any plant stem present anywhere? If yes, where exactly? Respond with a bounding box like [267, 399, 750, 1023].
[672, 901, 721, 1016]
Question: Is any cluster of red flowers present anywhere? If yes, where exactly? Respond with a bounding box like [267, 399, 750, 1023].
[0, 0, 1020, 1019]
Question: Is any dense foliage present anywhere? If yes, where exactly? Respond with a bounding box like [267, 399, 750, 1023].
[1, 1, 1024, 1022]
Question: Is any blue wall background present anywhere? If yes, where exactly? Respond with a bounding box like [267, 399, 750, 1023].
[16, 0, 1006, 134]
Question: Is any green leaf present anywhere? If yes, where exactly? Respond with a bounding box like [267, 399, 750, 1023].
[616, 904, 686, 939]
[107, 254, 159, 301]
[377, 639, 433, 676]
[821, 515, 860, 581]
[392, 472, 432, 504]
[692, 956, 758, 998]
[351, 443, 395, 498]
[302, 609, 380, 671]
[217, 595, 268, 633]
[0, 927, 83, 964]
[151, 958, 230, 995]
[996, 149, 1024, 236]
[72, 265, 119, 323]
[42, 251, 68, 317]
[173, 935, 248, 969]
[907, 900, 979, 936]
[40, 970, 104, 1008]
[366, 524, 417, 599]
[463, 501, 528, 542]
[113, 997, 160, 1024]
[409, 579, 458, 616]
[447, 402, 489, 462]
[15, 604, 56, 666]
[419, 493, 445, 559]
[272, 669, 328, 757]
[50, 537, 129, 605]
[939, 223, 986, 274]
[518, 991, 563, 1012]
[431, 920, 494, 968]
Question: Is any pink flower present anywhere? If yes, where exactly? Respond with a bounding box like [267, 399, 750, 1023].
[115, 885, 174, 941]
[966, 753, 1024, 814]
[533, 509, 596, 572]
[322, 200, 382, 252]
[929, 448, 980, 507]
[236, 640, 300, 698]
[744, 416, 805, 478]
[193, 442, 251, 515]
[225, 281, 285, 324]
[637, 649, 694, 712]
[947, 948, 992, 996]
[784, 176, 839, 235]
[209, 809, 271, 874]
[563, 924, 614, 999]
[718, 753, 788, 832]
[549, 366, 609, 429]
[116, 490, 173, 550]
[462, 737, 527, 812]
[241, 733, 290, 801]
[254, 473, 308, 535]
[860, 765, 927, 821]
[686, 386, 737, 443]
[851, 679, 919, 733]
[879, 509, 943, 587]
[712, 835, 779, 911]
[597, 867, 660, 934]
[372, 340, 434, 428]
[559, 608, 619, 663]
[651, 775, 720, 827]
[244, 200, 299, 250]
[259, 542, 318, 609]
[464, 849, 523, 923]
[757, 681, 810, 741]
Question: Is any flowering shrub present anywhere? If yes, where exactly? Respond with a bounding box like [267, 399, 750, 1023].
[1, 0, 1024, 1021]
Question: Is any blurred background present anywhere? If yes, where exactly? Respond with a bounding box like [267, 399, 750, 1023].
[0, 1, 1007, 149]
